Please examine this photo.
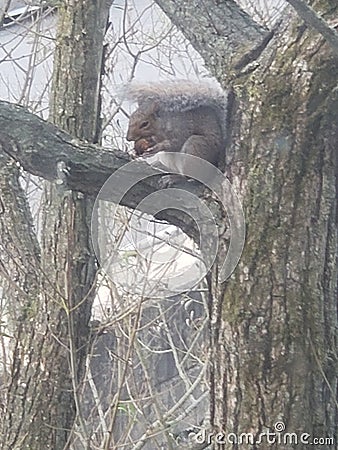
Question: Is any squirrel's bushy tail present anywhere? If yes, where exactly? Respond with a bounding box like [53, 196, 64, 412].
[120, 79, 228, 113]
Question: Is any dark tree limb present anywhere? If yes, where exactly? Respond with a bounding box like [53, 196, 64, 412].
[0, 100, 208, 237]
[0, 101, 128, 192]
[0, 99, 166, 206]
[0, 99, 157, 201]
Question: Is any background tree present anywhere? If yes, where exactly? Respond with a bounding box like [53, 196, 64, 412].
[0, 0, 110, 448]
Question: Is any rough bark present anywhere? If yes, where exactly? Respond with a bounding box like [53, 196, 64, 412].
[155, 0, 337, 448]
[216, 9, 337, 450]
[284, 0, 338, 55]
[0, 155, 44, 449]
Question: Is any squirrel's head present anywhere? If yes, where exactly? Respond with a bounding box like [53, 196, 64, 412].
[126, 101, 160, 142]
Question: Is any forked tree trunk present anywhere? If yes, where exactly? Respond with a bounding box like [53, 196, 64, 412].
[209, 11, 337, 450]
[156, 1, 337, 448]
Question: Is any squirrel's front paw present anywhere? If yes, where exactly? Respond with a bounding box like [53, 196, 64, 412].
[159, 175, 174, 189]
[159, 174, 187, 189]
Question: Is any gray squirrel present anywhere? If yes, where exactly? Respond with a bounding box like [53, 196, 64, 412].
[124, 81, 228, 178]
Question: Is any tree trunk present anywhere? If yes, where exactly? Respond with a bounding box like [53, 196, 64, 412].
[209, 9, 337, 450]
[155, 0, 337, 447]
[0, 155, 43, 449]
[38, 1, 110, 448]
[0, 1, 110, 449]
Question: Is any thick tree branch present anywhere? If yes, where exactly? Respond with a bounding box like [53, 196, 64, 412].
[285, 0, 338, 56]
[0, 100, 205, 235]
[0, 100, 130, 190]
[154, 0, 271, 77]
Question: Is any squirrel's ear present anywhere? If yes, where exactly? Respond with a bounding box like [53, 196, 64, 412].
[143, 100, 160, 116]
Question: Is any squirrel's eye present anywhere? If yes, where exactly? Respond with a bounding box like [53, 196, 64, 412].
[140, 121, 149, 129]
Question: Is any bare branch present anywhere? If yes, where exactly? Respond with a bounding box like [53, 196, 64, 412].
[0, 100, 125, 185]
[0, 100, 203, 237]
